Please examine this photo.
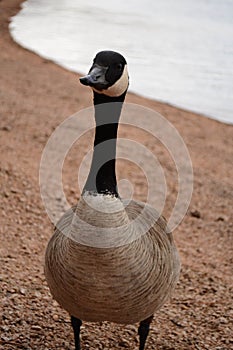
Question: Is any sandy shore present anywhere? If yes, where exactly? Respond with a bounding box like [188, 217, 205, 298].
[1, 1, 233, 349]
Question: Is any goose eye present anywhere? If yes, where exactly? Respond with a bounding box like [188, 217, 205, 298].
[117, 63, 123, 70]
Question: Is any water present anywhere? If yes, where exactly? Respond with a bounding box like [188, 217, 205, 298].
[10, 0, 233, 124]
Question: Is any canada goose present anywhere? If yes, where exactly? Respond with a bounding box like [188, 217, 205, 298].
[45, 50, 180, 350]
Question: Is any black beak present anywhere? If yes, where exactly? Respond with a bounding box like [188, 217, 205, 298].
[79, 75, 96, 86]
[79, 65, 108, 89]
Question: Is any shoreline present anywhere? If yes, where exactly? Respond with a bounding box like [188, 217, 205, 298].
[6, 0, 233, 127]
[9, 1, 233, 126]
[8, 32, 233, 126]
[1, 1, 233, 349]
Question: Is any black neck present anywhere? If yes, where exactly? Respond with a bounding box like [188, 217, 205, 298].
[83, 91, 126, 196]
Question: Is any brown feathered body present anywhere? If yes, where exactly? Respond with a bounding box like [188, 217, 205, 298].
[45, 193, 180, 324]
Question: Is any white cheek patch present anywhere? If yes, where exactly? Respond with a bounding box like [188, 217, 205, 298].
[93, 65, 129, 97]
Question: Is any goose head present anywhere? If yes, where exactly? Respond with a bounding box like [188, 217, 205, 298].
[80, 50, 129, 97]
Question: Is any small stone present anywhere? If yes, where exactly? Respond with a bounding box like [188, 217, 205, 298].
[1, 125, 12, 131]
[190, 209, 201, 218]
[31, 325, 42, 331]
[215, 216, 227, 222]
[7, 254, 14, 259]
[118, 338, 130, 347]
[1, 325, 9, 332]
[34, 291, 42, 298]
[171, 318, 185, 328]
[53, 314, 59, 321]
[7, 288, 16, 293]
[19, 287, 26, 295]
[11, 188, 19, 194]
[52, 300, 59, 307]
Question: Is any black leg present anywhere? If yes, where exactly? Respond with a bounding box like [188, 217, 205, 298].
[138, 315, 154, 350]
[71, 316, 82, 350]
